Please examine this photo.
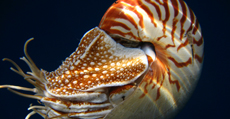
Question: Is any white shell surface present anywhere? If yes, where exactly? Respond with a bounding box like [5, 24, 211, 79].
[99, 0, 204, 118]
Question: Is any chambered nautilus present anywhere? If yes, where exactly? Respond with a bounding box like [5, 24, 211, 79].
[0, 0, 204, 119]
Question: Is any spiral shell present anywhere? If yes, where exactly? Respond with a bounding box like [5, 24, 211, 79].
[100, 0, 204, 118]
[0, 0, 203, 119]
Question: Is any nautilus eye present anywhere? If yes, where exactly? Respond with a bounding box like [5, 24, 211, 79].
[0, 0, 204, 119]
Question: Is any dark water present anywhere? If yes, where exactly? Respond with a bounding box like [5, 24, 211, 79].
[0, 0, 229, 119]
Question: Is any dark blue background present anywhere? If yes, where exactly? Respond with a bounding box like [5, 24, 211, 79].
[0, 0, 229, 119]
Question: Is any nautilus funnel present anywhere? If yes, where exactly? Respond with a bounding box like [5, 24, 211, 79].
[0, 0, 203, 119]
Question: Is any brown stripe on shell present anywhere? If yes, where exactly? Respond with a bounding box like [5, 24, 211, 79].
[178, 0, 188, 41]
[168, 57, 192, 68]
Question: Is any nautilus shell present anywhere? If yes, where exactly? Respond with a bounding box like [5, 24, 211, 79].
[0, 0, 204, 119]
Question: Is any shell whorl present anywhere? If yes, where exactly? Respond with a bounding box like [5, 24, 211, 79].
[99, 0, 204, 118]
[0, 0, 204, 119]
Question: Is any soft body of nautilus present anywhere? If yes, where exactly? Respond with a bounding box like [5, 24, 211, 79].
[0, 0, 204, 119]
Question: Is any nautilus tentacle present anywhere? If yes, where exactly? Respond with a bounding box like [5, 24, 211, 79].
[1, 0, 204, 119]
[0, 28, 149, 118]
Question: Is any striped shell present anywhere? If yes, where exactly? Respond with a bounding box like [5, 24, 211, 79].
[100, 0, 204, 118]
[0, 0, 203, 119]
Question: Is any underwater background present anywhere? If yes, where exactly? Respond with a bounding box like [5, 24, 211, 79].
[0, 0, 229, 119]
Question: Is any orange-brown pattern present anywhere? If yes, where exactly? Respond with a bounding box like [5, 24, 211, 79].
[44, 27, 147, 94]
[0, 27, 149, 118]
[99, 0, 203, 100]
[43, 27, 148, 106]
[100, 0, 204, 118]
[0, 0, 204, 119]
